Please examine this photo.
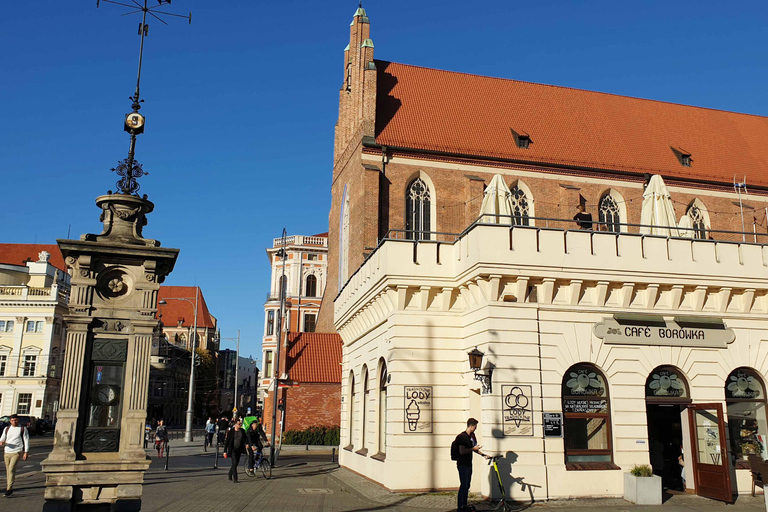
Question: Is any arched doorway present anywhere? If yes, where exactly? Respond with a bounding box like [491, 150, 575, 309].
[645, 366, 691, 491]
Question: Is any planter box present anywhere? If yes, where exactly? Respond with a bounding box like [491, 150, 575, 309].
[624, 473, 662, 505]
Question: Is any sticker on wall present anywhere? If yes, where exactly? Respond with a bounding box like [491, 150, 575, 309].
[502, 385, 533, 436]
[403, 386, 432, 433]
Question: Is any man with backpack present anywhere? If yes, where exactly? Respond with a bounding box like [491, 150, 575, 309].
[0, 414, 30, 497]
[451, 418, 488, 512]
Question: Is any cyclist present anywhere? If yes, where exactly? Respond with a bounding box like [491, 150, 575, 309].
[245, 418, 269, 476]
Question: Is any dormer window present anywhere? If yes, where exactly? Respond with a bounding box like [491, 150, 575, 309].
[517, 135, 530, 149]
[681, 153, 691, 167]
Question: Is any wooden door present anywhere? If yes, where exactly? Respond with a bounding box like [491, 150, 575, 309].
[688, 403, 732, 503]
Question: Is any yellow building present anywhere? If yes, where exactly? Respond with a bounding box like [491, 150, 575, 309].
[0, 245, 70, 420]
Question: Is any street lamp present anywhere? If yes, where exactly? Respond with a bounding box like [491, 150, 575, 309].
[220, 330, 241, 416]
[468, 347, 493, 394]
[270, 228, 288, 470]
[158, 286, 199, 443]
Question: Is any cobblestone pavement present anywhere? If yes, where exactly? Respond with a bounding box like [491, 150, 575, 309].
[3, 444, 768, 511]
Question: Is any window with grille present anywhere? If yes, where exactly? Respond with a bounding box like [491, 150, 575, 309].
[599, 194, 621, 232]
[0, 355, 6, 376]
[304, 314, 316, 333]
[687, 205, 706, 239]
[305, 275, 317, 297]
[17, 393, 32, 414]
[23, 355, 37, 376]
[405, 178, 431, 240]
[510, 186, 530, 226]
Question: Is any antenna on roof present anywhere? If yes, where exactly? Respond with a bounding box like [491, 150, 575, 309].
[734, 175, 748, 241]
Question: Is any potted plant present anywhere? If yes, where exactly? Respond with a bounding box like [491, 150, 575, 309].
[624, 464, 662, 505]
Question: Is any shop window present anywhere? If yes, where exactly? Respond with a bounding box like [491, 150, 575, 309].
[405, 178, 431, 240]
[510, 186, 530, 226]
[305, 275, 318, 297]
[725, 367, 768, 464]
[17, 393, 32, 414]
[375, 360, 387, 459]
[347, 372, 356, 449]
[562, 363, 616, 469]
[359, 365, 369, 453]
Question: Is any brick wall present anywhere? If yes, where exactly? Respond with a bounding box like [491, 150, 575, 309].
[262, 384, 341, 437]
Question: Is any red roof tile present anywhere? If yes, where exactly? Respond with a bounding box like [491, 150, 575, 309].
[157, 286, 216, 329]
[285, 332, 342, 384]
[374, 61, 768, 188]
[0, 244, 66, 271]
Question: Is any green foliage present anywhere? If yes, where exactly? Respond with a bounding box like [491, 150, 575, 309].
[282, 425, 340, 446]
[630, 464, 654, 477]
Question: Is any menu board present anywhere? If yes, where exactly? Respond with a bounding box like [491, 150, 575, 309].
[543, 412, 563, 438]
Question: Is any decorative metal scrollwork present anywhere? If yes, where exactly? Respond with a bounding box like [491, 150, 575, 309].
[111, 157, 148, 195]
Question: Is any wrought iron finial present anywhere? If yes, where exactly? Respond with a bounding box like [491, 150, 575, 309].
[98, 0, 190, 195]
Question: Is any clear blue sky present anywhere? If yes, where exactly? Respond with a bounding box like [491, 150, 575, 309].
[3, 1, 768, 362]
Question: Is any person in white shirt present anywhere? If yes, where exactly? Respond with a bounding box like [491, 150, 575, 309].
[0, 414, 30, 497]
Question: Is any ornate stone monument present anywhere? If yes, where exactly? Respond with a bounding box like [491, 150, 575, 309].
[41, 193, 178, 511]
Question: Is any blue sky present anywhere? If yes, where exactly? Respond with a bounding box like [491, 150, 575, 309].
[3, 1, 768, 362]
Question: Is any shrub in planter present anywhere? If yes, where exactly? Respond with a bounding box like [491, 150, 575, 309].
[282, 425, 340, 445]
[624, 464, 661, 505]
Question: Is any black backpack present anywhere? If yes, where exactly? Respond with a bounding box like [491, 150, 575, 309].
[450, 434, 461, 461]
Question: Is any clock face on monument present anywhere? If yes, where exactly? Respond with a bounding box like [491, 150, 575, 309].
[124, 112, 145, 134]
[95, 384, 119, 406]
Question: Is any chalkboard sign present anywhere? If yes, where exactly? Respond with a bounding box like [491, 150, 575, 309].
[543, 412, 563, 438]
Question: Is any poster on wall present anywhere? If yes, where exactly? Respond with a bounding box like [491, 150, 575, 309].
[404, 386, 432, 433]
[543, 412, 563, 438]
[502, 385, 533, 436]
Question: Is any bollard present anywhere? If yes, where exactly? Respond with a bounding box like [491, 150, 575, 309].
[332, 447, 336, 463]
[214, 439, 219, 469]
[306, 443, 309, 451]
[164, 442, 170, 470]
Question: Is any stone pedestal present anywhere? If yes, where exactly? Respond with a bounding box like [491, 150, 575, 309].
[42, 194, 179, 511]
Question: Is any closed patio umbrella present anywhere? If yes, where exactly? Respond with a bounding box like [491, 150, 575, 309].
[479, 174, 513, 224]
[640, 175, 680, 237]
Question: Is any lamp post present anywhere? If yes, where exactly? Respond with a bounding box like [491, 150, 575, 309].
[220, 330, 241, 416]
[270, 228, 288, 469]
[159, 286, 199, 442]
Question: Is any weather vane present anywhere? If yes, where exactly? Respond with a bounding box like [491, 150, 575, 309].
[97, 0, 191, 195]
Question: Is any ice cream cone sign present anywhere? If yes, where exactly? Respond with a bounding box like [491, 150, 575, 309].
[406, 399, 420, 431]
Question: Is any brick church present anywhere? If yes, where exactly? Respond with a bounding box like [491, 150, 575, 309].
[317, 4, 768, 502]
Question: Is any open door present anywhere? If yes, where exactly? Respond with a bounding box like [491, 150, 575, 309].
[688, 403, 732, 503]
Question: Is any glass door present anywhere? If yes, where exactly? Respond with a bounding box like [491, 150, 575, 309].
[687, 403, 732, 503]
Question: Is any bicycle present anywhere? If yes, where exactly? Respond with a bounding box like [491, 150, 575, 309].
[244, 447, 272, 479]
[488, 455, 513, 511]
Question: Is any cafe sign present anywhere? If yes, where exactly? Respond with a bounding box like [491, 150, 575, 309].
[594, 315, 735, 349]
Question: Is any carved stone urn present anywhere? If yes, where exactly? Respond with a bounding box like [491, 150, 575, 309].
[42, 193, 179, 512]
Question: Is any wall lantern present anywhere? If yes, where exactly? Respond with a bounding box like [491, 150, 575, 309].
[468, 347, 493, 394]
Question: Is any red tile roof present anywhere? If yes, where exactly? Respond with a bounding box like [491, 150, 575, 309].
[285, 332, 342, 383]
[311, 232, 329, 238]
[157, 286, 216, 329]
[374, 61, 768, 188]
[0, 244, 66, 270]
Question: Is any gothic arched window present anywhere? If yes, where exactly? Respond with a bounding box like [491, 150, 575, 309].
[599, 194, 621, 232]
[510, 186, 530, 226]
[305, 274, 317, 297]
[406, 178, 431, 240]
[687, 205, 706, 239]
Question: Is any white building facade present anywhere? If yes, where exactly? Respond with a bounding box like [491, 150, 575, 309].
[0, 248, 70, 420]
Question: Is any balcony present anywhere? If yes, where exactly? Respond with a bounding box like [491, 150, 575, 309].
[272, 235, 328, 248]
[0, 286, 68, 302]
[334, 216, 768, 328]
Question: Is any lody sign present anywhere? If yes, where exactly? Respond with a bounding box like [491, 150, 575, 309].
[404, 386, 432, 433]
[502, 385, 533, 436]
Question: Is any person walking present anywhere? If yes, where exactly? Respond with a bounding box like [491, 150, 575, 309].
[204, 417, 215, 450]
[154, 419, 168, 458]
[245, 418, 269, 475]
[217, 415, 229, 447]
[452, 418, 488, 512]
[0, 414, 30, 497]
[224, 418, 249, 483]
